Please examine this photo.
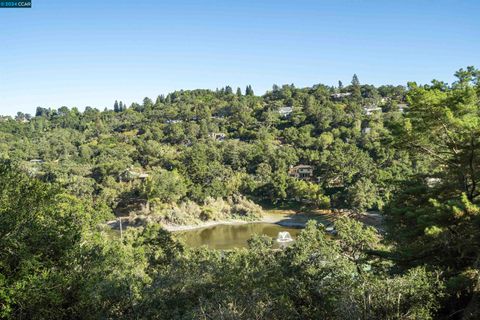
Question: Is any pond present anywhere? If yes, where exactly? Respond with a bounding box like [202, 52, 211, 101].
[175, 222, 304, 250]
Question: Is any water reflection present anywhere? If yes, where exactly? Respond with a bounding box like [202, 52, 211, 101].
[175, 223, 303, 250]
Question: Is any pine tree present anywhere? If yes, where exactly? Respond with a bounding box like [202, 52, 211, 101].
[352, 74, 360, 87]
[155, 95, 165, 106]
[119, 101, 124, 112]
[245, 85, 254, 96]
[351, 74, 361, 100]
[338, 80, 343, 90]
[143, 97, 153, 110]
[236, 87, 242, 97]
[113, 100, 119, 113]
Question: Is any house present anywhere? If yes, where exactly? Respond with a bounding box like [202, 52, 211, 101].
[331, 92, 352, 100]
[278, 106, 293, 118]
[362, 127, 371, 134]
[119, 169, 149, 182]
[397, 103, 408, 113]
[209, 132, 226, 141]
[363, 104, 382, 115]
[138, 173, 149, 180]
[288, 165, 314, 180]
[165, 119, 182, 124]
[426, 177, 441, 188]
[0, 116, 12, 122]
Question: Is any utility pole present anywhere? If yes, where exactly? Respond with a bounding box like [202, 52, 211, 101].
[119, 217, 123, 240]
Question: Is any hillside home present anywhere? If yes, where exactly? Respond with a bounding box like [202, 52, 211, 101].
[209, 132, 226, 141]
[165, 119, 182, 124]
[397, 103, 408, 113]
[278, 106, 293, 118]
[362, 127, 371, 134]
[288, 164, 314, 180]
[138, 173, 149, 180]
[331, 92, 352, 100]
[363, 104, 382, 115]
[119, 169, 149, 182]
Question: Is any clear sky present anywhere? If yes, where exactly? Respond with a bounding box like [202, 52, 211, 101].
[0, 0, 479, 116]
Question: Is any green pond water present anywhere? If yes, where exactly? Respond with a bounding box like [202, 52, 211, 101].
[175, 222, 303, 250]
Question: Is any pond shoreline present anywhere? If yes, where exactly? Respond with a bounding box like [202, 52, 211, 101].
[107, 210, 382, 233]
[163, 214, 294, 232]
[162, 210, 384, 232]
[107, 209, 339, 232]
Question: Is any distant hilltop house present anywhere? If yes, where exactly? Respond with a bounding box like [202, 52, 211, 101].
[331, 92, 352, 100]
[165, 119, 182, 124]
[362, 127, 371, 135]
[363, 104, 382, 115]
[138, 173, 149, 179]
[278, 106, 293, 118]
[397, 103, 408, 113]
[288, 164, 314, 180]
[209, 132, 226, 142]
[119, 169, 149, 182]
[29, 159, 44, 164]
[426, 177, 442, 188]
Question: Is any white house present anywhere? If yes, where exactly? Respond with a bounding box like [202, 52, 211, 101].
[363, 104, 382, 115]
[362, 127, 371, 134]
[331, 92, 352, 100]
[397, 103, 408, 113]
[278, 107, 293, 117]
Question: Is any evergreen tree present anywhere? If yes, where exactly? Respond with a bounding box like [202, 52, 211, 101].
[351, 74, 361, 100]
[35, 107, 50, 117]
[245, 85, 254, 96]
[352, 74, 360, 87]
[113, 100, 119, 112]
[155, 95, 165, 107]
[132, 102, 144, 112]
[236, 87, 242, 97]
[143, 97, 153, 111]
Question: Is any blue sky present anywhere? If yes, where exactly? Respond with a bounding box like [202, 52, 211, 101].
[0, 0, 479, 116]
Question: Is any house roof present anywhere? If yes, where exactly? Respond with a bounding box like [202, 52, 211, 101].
[278, 107, 293, 114]
[290, 164, 314, 170]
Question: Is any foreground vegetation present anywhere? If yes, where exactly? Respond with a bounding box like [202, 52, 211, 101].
[1, 67, 480, 318]
[0, 162, 442, 319]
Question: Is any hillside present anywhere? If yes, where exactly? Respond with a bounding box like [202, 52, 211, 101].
[1, 69, 480, 319]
